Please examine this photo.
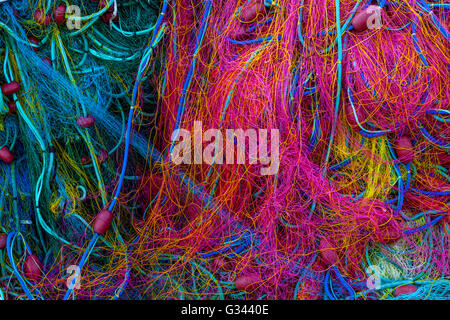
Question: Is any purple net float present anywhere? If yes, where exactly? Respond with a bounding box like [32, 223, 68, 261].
[394, 284, 418, 297]
[240, 0, 267, 23]
[97, 149, 108, 164]
[351, 5, 382, 32]
[394, 136, 415, 163]
[235, 273, 261, 291]
[93, 209, 113, 235]
[319, 238, 338, 267]
[0, 234, 7, 250]
[7, 100, 16, 114]
[34, 9, 52, 26]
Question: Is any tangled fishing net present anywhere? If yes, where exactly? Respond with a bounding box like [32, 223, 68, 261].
[0, 0, 448, 300]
